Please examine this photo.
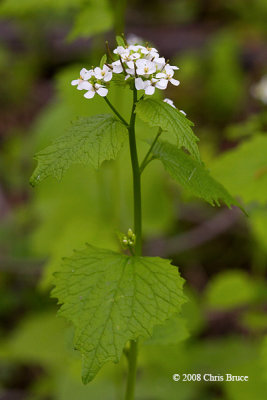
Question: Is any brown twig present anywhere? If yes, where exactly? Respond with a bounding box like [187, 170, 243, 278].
[144, 208, 242, 257]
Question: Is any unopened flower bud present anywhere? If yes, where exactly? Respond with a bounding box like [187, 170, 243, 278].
[121, 235, 128, 246]
[128, 228, 134, 238]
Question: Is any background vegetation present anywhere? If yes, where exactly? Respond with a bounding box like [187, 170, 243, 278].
[0, 0, 267, 399]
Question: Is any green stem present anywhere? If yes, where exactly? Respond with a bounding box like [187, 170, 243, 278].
[124, 340, 138, 400]
[124, 86, 141, 400]
[128, 87, 142, 256]
[104, 97, 129, 127]
[139, 127, 163, 174]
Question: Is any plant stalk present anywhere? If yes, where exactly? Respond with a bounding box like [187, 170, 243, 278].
[128, 87, 142, 256]
[124, 86, 141, 400]
[139, 127, 163, 174]
[104, 97, 129, 127]
[124, 340, 138, 400]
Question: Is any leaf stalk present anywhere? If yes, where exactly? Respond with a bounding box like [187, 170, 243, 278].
[104, 97, 129, 127]
[139, 127, 163, 174]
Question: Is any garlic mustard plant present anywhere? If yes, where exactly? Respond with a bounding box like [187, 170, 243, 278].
[30, 35, 242, 400]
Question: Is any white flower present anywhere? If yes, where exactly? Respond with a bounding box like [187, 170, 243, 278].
[71, 68, 93, 90]
[113, 46, 129, 56]
[156, 64, 180, 86]
[114, 45, 141, 62]
[125, 68, 135, 78]
[141, 47, 159, 60]
[125, 60, 135, 70]
[111, 60, 123, 74]
[153, 78, 168, 90]
[84, 83, 108, 99]
[121, 52, 140, 62]
[135, 77, 167, 93]
[128, 44, 143, 52]
[94, 65, 112, 82]
[251, 75, 267, 104]
[143, 79, 162, 95]
[154, 57, 166, 69]
[164, 98, 176, 108]
[143, 80, 155, 95]
[135, 77, 152, 94]
[136, 59, 156, 76]
[94, 84, 108, 97]
[180, 109, 186, 116]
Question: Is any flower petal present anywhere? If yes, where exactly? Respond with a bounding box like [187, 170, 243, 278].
[94, 67, 102, 79]
[80, 68, 89, 78]
[163, 98, 176, 108]
[97, 87, 108, 97]
[135, 77, 144, 90]
[170, 78, 180, 86]
[126, 61, 135, 69]
[126, 68, 135, 76]
[155, 79, 168, 90]
[145, 85, 155, 95]
[104, 72, 113, 82]
[156, 73, 166, 79]
[83, 69, 94, 80]
[79, 81, 93, 90]
[84, 90, 95, 99]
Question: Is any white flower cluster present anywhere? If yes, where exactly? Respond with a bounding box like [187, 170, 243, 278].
[71, 42, 180, 99]
[71, 67, 111, 99]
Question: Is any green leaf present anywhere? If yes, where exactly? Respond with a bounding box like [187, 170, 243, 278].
[152, 140, 241, 208]
[250, 207, 267, 253]
[204, 271, 258, 311]
[210, 134, 267, 205]
[52, 244, 186, 383]
[30, 114, 127, 186]
[116, 35, 125, 47]
[99, 54, 107, 69]
[145, 314, 189, 346]
[68, 0, 113, 41]
[135, 98, 200, 161]
[0, 312, 69, 368]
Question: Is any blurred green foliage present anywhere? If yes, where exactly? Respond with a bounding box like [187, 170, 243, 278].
[211, 135, 267, 204]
